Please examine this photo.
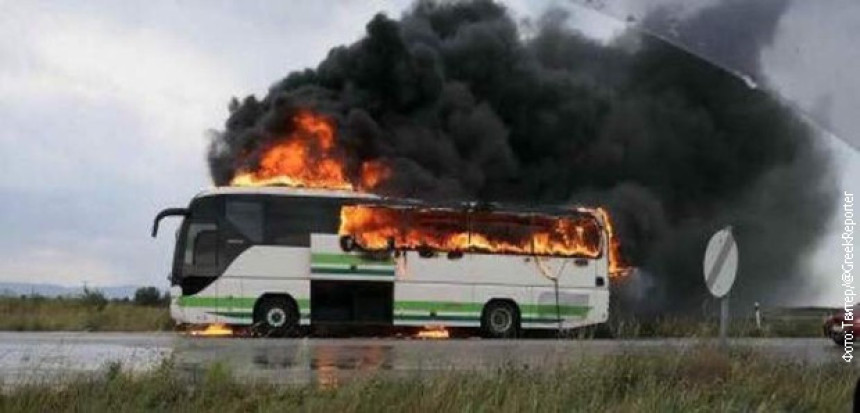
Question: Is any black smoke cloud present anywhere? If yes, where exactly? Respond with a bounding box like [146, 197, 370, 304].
[208, 0, 836, 314]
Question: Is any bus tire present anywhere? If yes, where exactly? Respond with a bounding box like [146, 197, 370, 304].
[254, 295, 298, 338]
[481, 300, 520, 339]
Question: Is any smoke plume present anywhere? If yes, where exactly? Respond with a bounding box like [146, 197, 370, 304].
[207, 0, 836, 314]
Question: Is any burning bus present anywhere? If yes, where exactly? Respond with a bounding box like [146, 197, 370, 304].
[152, 186, 614, 337]
[152, 110, 623, 337]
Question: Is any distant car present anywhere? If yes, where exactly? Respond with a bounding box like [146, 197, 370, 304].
[824, 310, 855, 345]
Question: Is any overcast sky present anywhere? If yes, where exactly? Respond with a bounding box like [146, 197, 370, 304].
[0, 0, 856, 306]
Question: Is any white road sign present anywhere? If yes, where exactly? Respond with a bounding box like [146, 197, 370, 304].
[703, 226, 738, 298]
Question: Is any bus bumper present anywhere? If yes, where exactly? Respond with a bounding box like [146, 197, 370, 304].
[169, 286, 187, 324]
[169, 288, 230, 325]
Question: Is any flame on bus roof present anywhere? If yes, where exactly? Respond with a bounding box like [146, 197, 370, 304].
[224, 109, 629, 277]
[229, 110, 388, 191]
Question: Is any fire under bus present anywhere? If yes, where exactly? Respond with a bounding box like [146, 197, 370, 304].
[152, 186, 611, 338]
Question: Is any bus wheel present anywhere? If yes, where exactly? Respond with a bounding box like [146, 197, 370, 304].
[254, 296, 298, 338]
[482, 300, 519, 339]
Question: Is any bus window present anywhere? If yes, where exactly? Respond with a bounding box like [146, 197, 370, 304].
[531, 214, 601, 257]
[340, 204, 406, 250]
[226, 200, 263, 242]
[190, 196, 221, 220]
[193, 230, 218, 267]
[266, 197, 340, 246]
[407, 208, 468, 252]
[469, 212, 534, 255]
[184, 223, 218, 266]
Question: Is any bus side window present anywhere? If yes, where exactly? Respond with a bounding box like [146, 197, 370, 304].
[226, 200, 263, 242]
[193, 231, 218, 267]
[184, 223, 218, 266]
[266, 198, 340, 246]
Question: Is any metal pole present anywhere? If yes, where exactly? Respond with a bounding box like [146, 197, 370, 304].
[720, 294, 730, 348]
[754, 301, 761, 331]
[554, 277, 562, 336]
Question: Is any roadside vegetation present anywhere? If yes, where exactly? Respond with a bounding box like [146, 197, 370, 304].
[1, 347, 852, 412]
[0, 288, 829, 337]
[605, 308, 828, 339]
[0, 287, 171, 332]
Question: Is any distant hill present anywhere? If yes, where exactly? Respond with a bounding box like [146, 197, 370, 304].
[0, 282, 154, 299]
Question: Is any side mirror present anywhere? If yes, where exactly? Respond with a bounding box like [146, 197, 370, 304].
[151, 208, 187, 237]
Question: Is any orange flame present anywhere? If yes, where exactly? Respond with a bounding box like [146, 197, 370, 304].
[227, 109, 629, 276]
[229, 110, 388, 190]
[190, 323, 233, 337]
[592, 207, 629, 277]
[358, 160, 391, 191]
[339, 204, 630, 277]
[339, 205, 603, 259]
[415, 325, 450, 339]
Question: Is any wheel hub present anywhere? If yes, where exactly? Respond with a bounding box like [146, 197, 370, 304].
[490, 308, 512, 332]
[266, 308, 287, 327]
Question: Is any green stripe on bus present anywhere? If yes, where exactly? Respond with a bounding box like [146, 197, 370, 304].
[205, 312, 573, 324]
[207, 311, 252, 319]
[310, 267, 395, 276]
[206, 311, 310, 320]
[395, 301, 483, 313]
[311, 253, 394, 266]
[521, 304, 590, 317]
[178, 296, 256, 308]
[179, 296, 309, 310]
[394, 314, 480, 322]
[396, 301, 589, 317]
[394, 315, 578, 324]
[180, 297, 587, 317]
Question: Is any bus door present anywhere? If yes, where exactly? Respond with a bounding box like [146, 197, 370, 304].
[309, 233, 395, 325]
[220, 199, 264, 321]
[180, 219, 221, 322]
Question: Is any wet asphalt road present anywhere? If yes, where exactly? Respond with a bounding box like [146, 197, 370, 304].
[0, 332, 845, 384]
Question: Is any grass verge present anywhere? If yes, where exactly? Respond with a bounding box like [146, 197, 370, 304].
[606, 307, 833, 339]
[0, 294, 830, 338]
[606, 316, 825, 339]
[0, 296, 171, 332]
[1, 347, 853, 412]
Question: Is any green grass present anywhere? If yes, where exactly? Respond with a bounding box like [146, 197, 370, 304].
[607, 310, 828, 339]
[0, 290, 831, 339]
[1, 294, 829, 338]
[0, 296, 172, 332]
[0, 347, 853, 412]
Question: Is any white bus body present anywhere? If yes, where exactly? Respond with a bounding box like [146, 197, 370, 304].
[154, 187, 610, 336]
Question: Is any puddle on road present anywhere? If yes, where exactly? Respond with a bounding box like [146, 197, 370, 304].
[170, 338, 598, 388]
[0, 334, 172, 384]
[0, 333, 841, 387]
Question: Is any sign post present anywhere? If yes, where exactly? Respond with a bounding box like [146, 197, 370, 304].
[703, 226, 738, 348]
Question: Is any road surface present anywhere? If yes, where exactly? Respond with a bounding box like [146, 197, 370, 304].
[0, 332, 844, 385]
